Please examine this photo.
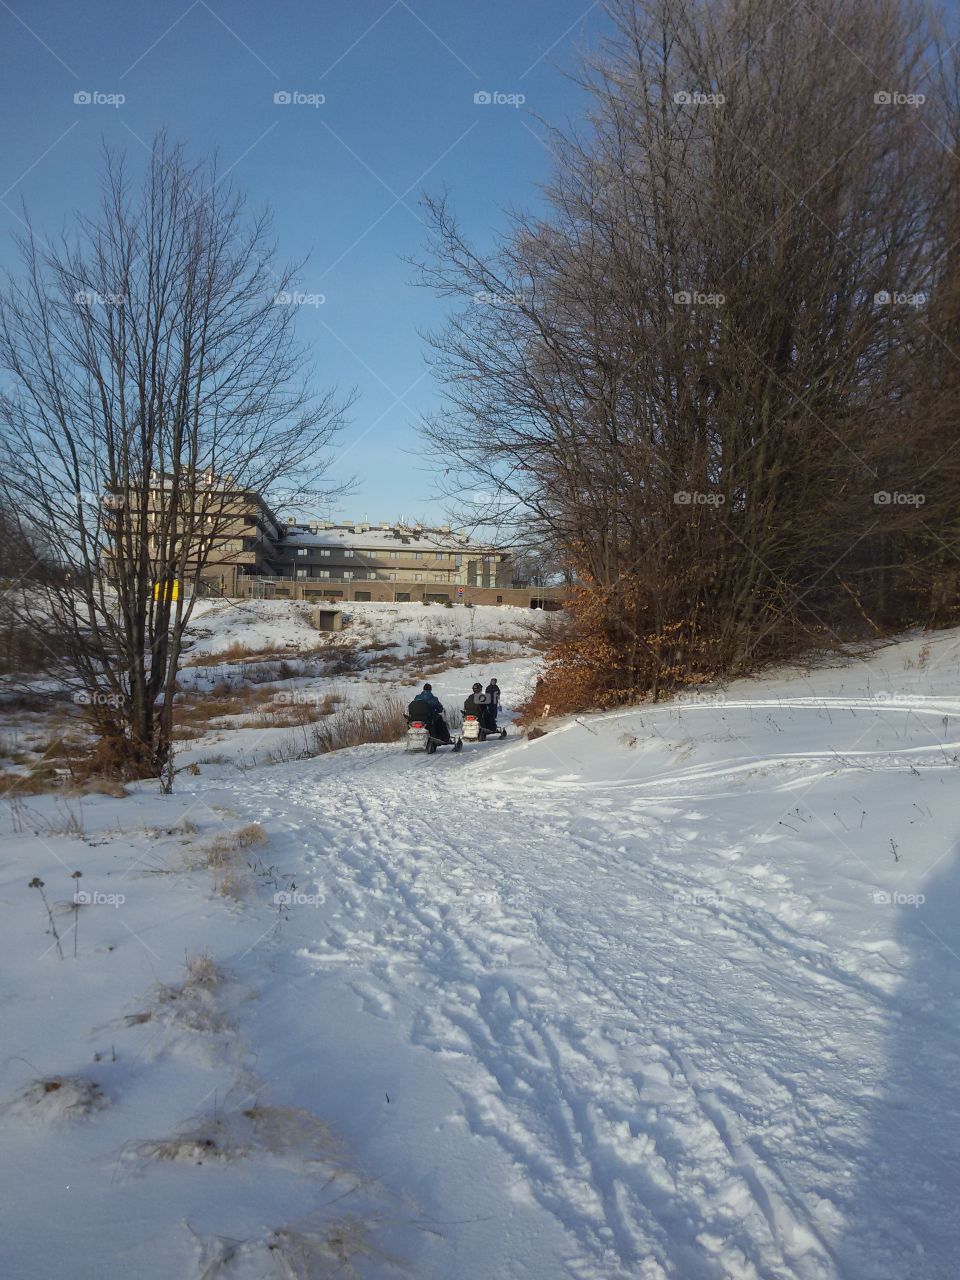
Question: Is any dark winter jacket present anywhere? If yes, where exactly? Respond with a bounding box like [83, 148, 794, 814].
[407, 697, 434, 722]
[463, 692, 486, 717]
[418, 689, 443, 714]
[485, 683, 501, 708]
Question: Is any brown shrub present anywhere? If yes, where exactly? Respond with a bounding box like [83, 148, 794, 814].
[520, 575, 722, 718]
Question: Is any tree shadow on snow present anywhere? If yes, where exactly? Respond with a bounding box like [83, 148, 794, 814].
[837, 851, 960, 1280]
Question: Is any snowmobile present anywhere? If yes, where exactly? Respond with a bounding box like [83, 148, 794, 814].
[405, 717, 463, 755]
[461, 714, 508, 743]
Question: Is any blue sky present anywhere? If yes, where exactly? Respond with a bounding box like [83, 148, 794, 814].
[0, 0, 604, 522]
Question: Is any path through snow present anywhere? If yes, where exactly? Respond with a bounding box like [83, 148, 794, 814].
[208, 678, 960, 1279]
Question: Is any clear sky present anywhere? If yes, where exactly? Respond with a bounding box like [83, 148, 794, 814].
[0, 0, 604, 523]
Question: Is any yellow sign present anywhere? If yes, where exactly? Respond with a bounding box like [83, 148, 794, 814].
[153, 579, 180, 602]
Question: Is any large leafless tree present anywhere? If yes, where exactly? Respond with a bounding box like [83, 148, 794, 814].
[419, 0, 960, 702]
[0, 135, 352, 778]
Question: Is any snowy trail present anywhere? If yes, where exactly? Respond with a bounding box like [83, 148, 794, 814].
[208, 687, 960, 1279]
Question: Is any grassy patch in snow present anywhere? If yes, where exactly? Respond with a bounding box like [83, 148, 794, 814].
[3, 1075, 107, 1125]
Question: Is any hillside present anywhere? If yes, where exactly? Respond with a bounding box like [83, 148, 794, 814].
[1, 619, 959, 1278]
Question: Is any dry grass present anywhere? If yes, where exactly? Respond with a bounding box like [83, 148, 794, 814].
[138, 1118, 242, 1165]
[416, 635, 454, 659]
[215, 870, 247, 899]
[156, 952, 230, 1034]
[0, 727, 87, 796]
[174, 685, 346, 739]
[0, 765, 65, 795]
[366, 650, 407, 669]
[137, 1102, 345, 1172]
[321, 642, 365, 676]
[185, 641, 295, 667]
[123, 1011, 152, 1026]
[174, 683, 275, 727]
[194, 1217, 401, 1280]
[4, 1075, 107, 1124]
[172, 724, 208, 741]
[72, 776, 128, 797]
[247, 691, 344, 730]
[308, 698, 408, 754]
[200, 821, 267, 870]
[242, 1104, 345, 1166]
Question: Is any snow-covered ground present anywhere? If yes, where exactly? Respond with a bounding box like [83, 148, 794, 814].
[3, 615, 960, 1278]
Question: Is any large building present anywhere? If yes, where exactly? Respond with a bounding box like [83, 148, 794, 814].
[203, 516, 563, 608]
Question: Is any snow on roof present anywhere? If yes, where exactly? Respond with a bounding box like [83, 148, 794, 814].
[279, 523, 503, 554]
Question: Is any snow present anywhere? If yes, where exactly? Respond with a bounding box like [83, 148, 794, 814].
[184, 597, 548, 659]
[278, 522, 488, 553]
[3, 618, 960, 1278]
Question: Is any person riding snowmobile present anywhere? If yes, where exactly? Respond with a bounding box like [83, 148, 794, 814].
[407, 683, 455, 746]
[463, 682, 487, 719]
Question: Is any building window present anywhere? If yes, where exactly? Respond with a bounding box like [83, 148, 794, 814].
[343, 549, 354, 558]
[343, 570, 354, 580]
[366, 571, 377, 580]
[414, 573, 422, 581]
[318, 570, 330, 579]
[297, 570, 308, 579]
[389, 550, 400, 559]
[320, 548, 331, 557]
[297, 548, 308, 557]
[414, 551, 422, 560]
[455, 554, 462, 568]
[388, 572, 396, 581]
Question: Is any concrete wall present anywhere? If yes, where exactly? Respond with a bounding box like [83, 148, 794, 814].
[220, 575, 566, 610]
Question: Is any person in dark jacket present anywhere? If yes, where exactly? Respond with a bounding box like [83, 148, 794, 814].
[463, 682, 486, 719]
[407, 683, 454, 745]
[482, 678, 501, 731]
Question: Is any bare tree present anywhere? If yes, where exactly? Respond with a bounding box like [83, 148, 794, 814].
[0, 135, 352, 779]
[419, 0, 959, 705]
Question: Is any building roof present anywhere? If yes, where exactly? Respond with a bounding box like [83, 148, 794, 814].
[279, 522, 503, 555]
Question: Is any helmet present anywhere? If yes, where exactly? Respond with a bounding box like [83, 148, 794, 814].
[472, 682, 482, 691]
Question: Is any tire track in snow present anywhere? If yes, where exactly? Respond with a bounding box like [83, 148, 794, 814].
[245, 761, 851, 1279]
